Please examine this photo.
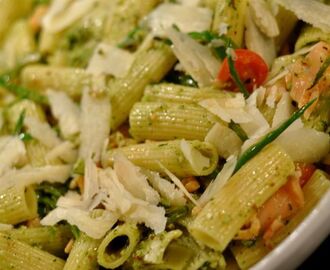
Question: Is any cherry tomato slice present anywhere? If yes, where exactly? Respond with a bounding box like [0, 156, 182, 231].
[295, 162, 316, 187]
[218, 49, 268, 92]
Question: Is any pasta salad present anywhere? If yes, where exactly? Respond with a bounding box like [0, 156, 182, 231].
[0, 0, 329, 269]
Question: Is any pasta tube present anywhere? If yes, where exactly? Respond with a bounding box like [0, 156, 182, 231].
[109, 41, 176, 129]
[129, 102, 220, 141]
[212, 0, 248, 47]
[295, 25, 330, 51]
[3, 225, 72, 257]
[21, 65, 91, 99]
[0, 185, 38, 225]
[0, 0, 32, 42]
[104, 0, 161, 45]
[189, 144, 295, 252]
[0, 233, 65, 270]
[64, 232, 102, 270]
[142, 83, 231, 104]
[97, 223, 140, 269]
[103, 140, 218, 177]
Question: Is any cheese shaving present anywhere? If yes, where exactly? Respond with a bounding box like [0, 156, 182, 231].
[0, 165, 71, 189]
[147, 3, 212, 37]
[276, 128, 330, 163]
[199, 95, 252, 123]
[114, 153, 160, 204]
[198, 155, 237, 206]
[205, 123, 242, 158]
[249, 0, 279, 37]
[275, 0, 330, 33]
[272, 92, 294, 128]
[79, 87, 111, 162]
[167, 28, 220, 87]
[47, 90, 80, 139]
[45, 141, 77, 164]
[41, 207, 118, 239]
[144, 170, 186, 206]
[180, 139, 210, 175]
[24, 116, 62, 148]
[87, 43, 134, 78]
[0, 223, 13, 231]
[157, 162, 199, 206]
[42, 0, 99, 33]
[0, 136, 27, 176]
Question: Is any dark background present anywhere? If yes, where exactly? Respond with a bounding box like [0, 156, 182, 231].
[298, 235, 329, 269]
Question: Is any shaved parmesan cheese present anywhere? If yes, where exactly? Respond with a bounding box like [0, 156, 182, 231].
[245, 5, 276, 67]
[158, 162, 199, 206]
[266, 86, 278, 108]
[178, 0, 200, 6]
[47, 90, 80, 139]
[147, 3, 212, 37]
[79, 87, 111, 162]
[198, 155, 237, 206]
[99, 168, 166, 234]
[272, 92, 294, 128]
[125, 204, 166, 234]
[0, 136, 26, 175]
[199, 95, 252, 123]
[41, 208, 118, 239]
[240, 93, 270, 138]
[205, 123, 242, 158]
[114, 154, 160, 205]
[167, 28, 220, 87]
[276, 128, 330, 163]
[45, 141, 77, 163]
[0, 165, 71, 189]
[180, 139, 210, 175]
[275, 0, 330, 33]
[0, 223, 13, 231]
[42, 0, 98, 33]
[56, 191, 82, 208]
[24, 116, 61, 148]
[254, 86, 267, 107]
[99, 168, 135, 214]
[218, 23, 229, 35]
[249, 0, 279, 37]
[87, 43, 134, 78]
[145, 170, 186, 206]
[83, 158, 100, 202]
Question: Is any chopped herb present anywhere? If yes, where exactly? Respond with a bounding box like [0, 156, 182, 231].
[35, 182, 69, 217]
[73, 158, 85, 175]
[0, 76, 48, 105]
[14, 110, 26, 135]
[33, 0, 50, 6]
[70, 225, 81, 240]
[227, 52, 250, 99]
[234, 98, 317, 173]
[310, 56, 330, 89]
[164, 70, 198, 87]
[117, 26, 147, 50]
[166, 205, 189, 223]
[13, 110, 33, 141]
[241, 239, 257, 247]
[228, 120, 248, 142]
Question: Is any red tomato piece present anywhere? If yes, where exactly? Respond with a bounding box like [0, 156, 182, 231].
[218, 49, 268, 92]
[295, 162, 316, 187]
